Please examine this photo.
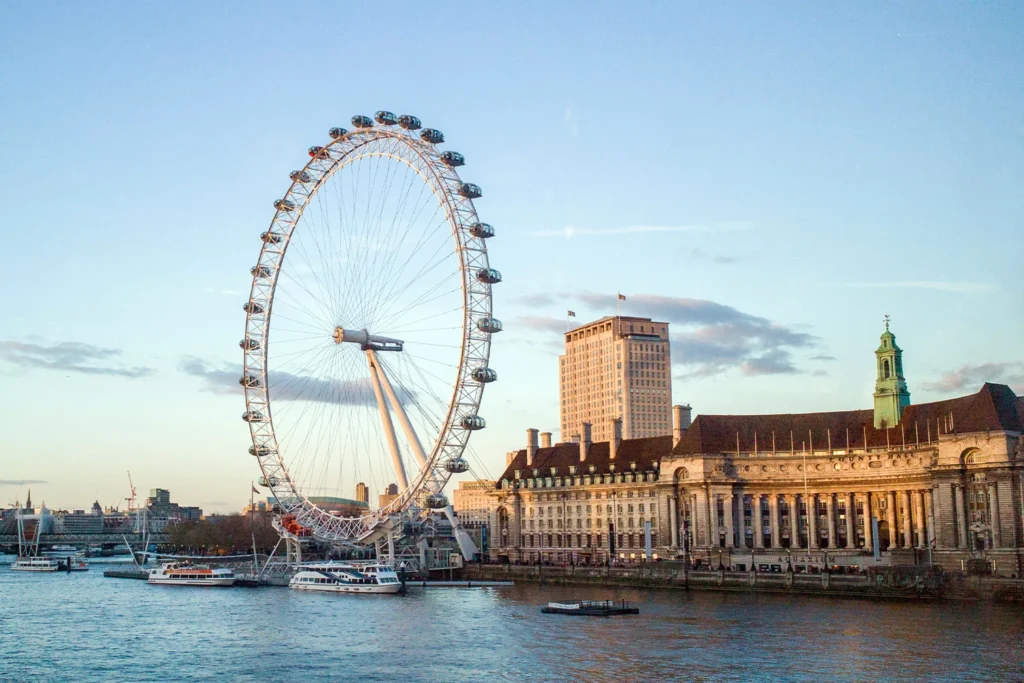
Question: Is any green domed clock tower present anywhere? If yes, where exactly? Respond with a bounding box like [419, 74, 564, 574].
[873, 315, 911, 429]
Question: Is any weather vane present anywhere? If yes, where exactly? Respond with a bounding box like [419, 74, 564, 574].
[883, 313, 891, 330]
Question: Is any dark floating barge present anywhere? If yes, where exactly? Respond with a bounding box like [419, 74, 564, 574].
[541, 600, 639, 617]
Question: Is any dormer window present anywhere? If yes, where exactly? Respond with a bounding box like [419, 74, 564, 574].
[569, 465, 577, 475]
[589, 464, 596, 473]
[514, 470, 521, 479]
[550, 467, 557, 477]
[630, 461, 637, 471]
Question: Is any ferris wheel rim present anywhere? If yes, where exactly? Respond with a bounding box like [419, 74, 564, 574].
[240, 118, 495, 544]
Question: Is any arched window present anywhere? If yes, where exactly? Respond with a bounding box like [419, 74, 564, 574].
[883, 359, 890, 378]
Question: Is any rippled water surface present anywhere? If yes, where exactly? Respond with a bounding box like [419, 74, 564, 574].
[1, 567, 1021, 681]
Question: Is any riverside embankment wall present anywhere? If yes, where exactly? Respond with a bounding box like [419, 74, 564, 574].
[461, 564, 1024, 603]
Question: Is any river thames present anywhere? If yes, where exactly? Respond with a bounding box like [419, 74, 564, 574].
[1, 567, 1021, 682]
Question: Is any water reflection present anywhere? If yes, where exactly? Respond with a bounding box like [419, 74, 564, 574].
[1, 570, 1021, 682]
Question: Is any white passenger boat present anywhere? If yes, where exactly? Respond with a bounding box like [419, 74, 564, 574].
[147, 561, 236, 587]
[11, 556, 63, 572]
[290, 562, 403, 594]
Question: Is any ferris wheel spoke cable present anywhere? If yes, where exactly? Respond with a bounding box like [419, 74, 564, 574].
[368, 205, 450, 319]
[366, 189, 443, 324]
[378, 282, 462, 337]
[271, 290, 333, 333]
[375, 264, 460, 333]
[367, 166, 432, 296]
[386, 304, 464, 336]
[298, 202, 344, 322]
[371, 216, 454, 322]
[374, 242, 459, 326]
[276, 244, 339, 324]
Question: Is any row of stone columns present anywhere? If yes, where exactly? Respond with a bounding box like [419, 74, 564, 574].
[674, 489, 937, 551]
[953, 483, 1001, 549]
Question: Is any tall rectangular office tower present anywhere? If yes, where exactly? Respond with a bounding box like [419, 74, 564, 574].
[559, 316, 673, 442]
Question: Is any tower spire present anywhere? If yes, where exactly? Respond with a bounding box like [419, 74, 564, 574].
[873, 317, 911, 429]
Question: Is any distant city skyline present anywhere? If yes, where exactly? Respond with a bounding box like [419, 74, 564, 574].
[1, 3, 1021, 512]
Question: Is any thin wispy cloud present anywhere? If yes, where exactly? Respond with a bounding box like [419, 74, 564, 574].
[923, 361, 1024, 394]
[531, 221, 752, 239]
[511, 316, 577, 335]
[0, 340, 155, 378]
[689, 247, 740, 265]
[204, 287, 241, 296]
[181, 357, 415, 406]
[844, 281, 994, 294]
[0, 479, 47, 487]
[564, 107, 579, 138]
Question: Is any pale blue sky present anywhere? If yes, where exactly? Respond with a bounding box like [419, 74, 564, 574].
[1, 2, 1021, 512]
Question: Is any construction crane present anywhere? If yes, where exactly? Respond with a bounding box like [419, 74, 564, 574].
[125, 470, 137, 511]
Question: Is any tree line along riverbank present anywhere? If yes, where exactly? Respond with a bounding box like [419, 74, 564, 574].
[460, 563, 1024, 603]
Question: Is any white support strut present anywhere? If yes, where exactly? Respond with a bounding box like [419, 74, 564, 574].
[366, 349, 409, 490]
[368, 348, 429, 470]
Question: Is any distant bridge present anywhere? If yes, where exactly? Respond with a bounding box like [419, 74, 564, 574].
[0, 532, 169, 546]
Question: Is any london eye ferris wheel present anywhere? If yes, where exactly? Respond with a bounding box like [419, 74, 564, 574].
[240, 111, 500, 545]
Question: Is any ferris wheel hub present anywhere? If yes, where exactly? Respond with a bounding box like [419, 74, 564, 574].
[332, 326, 404, 352]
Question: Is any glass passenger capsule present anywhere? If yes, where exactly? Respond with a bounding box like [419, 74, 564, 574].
[476, 268, 501, 284]
[472, 367, 497, 383]
[328, 127, 348, 139]
[261, 231, 283, 244]
[242, 411, 266, 423]
[461, 415, 486, 430]
[458, 183, 482, 199]
[374, 110, 398, 125]
[308, 146, 325, 158]
[477, 317, 502, 333]
[273, 199, 296, 211]
[257, 475, 279, 488]
[243, 301, 265, 315]
[289, 170, 312, 183]
[240, 375, 260, 388]
[248, 445, 273, 457]
[239, 338, 260, 351]
[425, 493, 449, 509]
[419, 128, 444, 144]
[441, 151, 465, 167]
[398, 115, 421, 130]
[351, 115, 374, 128]
[444, 458, 470, 474]
[251, 265, 272, 279]
[469, 223, 495, 239]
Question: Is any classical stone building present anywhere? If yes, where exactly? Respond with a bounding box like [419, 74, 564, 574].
[453, 479, 498, 526]
[490, 324, 1024, 576]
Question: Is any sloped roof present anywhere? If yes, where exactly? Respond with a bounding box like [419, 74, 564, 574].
[494, 384, 1021, 488]
[496, 436, 670, 485]
[673, 383, 1022, 456]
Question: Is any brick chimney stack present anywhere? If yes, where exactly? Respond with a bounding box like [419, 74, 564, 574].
[672, 404, 692, 447]
[540, 432, 552, 448]
[579, 422, 592, 462]
[609, 418, 622, 460]
[526, 428, 539, 467]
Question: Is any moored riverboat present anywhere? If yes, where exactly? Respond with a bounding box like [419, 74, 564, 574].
[147, 561, 236, 587]
[11, 556, 63, 572]
[541, 600, 639, 616]
[290, 562, 403, 594]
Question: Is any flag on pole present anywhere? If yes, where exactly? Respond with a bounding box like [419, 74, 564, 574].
[618, 293, 626, 301]
[252, 486, 259, 495]
[567, 310, 576, 317]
